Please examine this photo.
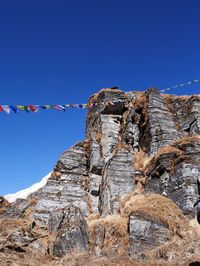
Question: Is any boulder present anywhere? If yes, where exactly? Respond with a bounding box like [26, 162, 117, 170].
[129, 215, 170, 258]
[52, 205, 89, 257]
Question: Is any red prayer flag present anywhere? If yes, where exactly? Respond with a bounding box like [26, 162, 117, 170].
[29, 105, 37, 112]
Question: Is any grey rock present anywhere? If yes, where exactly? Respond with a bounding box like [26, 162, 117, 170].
[93, 89, 125, 115]
[145, 139, 200, 218]
[167, 95, 200, 136]
[2, 199, 30, 218]
[33, 142, 89, 227]
[89, 174, 102, 213]
[123, 108, 139, 148]
[8, 230, 36, 246]
[146, 163, 200, 218]
[53, 205, 89, 257]
[129, 215, 169, 258]
[48, 208, 65, 232]
[100, 149, 135, 216]
[100, 114, 121, 161]
[89, 130, 104, 175]
[146, 89, 179, 155]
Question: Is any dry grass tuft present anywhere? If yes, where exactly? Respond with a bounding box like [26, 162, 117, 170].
[86, 213, 100, 222]
[0, 218, 29, 237]
[87, 214, 128, 238]
[133, 149, 150, 171]
[148, 146, 182, 166]
[120, 193, 187, 234]
[87, 214, 129, 256]
[173, 135, 200, 147]
[144, 145, 184, 177]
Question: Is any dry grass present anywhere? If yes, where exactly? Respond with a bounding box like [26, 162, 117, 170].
[95, 131, 102, 143]
[120, 193, 187, 234]
[144, 136, 200, 178]
[0, 199, 10, 215]
[58, 251, 171, 266]
[173, 135, 200, 147]
[145, 224, 200, 265]
[86, 213, 100, 222]
[144, 145, 184, 178]
[87, 214, 128, 238]
[0, 218, 29, 237]
[149, 146, 182, 164]
[133, 94, 148, 112]
[87, 214, 129, 256]
[133, 149, 150, 171]
[83, 191, 93, 215]
[0, 249, 55, 266]
[88, 87, 123, 104]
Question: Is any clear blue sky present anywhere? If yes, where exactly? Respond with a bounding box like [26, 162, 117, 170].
[0, 0, 199, 195]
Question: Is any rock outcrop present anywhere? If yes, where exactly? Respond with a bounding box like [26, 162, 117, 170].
[0, 87, 200, 266]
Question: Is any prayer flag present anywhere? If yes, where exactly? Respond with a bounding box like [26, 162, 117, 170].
[29, 105, 39, 112]
[24, 106, 30, 112]
[2, 105, 11, 114]
[54, 105, 63, 110]
[58, 105, 66, 110]
[10, 105, 18, 113]
[17, 105, 25, 111]
[0, 106, 3, 112]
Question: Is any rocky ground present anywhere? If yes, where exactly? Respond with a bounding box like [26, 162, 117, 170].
[0, 87, 200, 266]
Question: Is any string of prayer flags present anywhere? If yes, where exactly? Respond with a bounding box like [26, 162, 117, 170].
[1, 78, 199, 114]
[160, 79, 200, 93]
[0, 103, 89, 114]
[0, 101, 119, 114]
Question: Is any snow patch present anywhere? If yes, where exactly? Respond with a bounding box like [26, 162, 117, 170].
[4, 172, 52, 203]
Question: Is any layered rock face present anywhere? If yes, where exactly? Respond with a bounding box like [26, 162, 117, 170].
[0, 88, 200, 266]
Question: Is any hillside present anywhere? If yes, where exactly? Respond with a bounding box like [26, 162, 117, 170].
[0, 87, 200, 266]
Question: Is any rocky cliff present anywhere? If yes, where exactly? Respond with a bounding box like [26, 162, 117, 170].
[0, 87, 200, 266]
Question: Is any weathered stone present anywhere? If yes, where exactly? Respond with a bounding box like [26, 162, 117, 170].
[33, 142, 89, 227]
[100, 114, 121, 162]
[145, 140, 200, 218]
[169, 95, 200, 135]
[90, 88, 125, 115]
[8, 229, 36, 246]
[2, 199, 30, 218]
[48, 208, 65, 232]
[146, 163, 200, 218]
[53, 205, 89, 257]
[129, 215, 170, 258]
[146, 89, 179, 154]
[89, 130, 104, 175]
[100, 149, 135, 216]
[123, 107, 140, 148]
[89, 174, 102, 213]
